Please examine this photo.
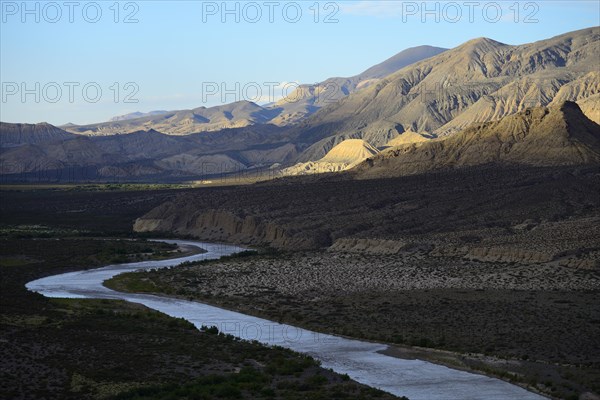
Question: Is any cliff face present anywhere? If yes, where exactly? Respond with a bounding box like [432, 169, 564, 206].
[134, 205, 323, 250]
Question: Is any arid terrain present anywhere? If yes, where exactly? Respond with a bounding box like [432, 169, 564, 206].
[2, 28, 598, 182]
[133, 165, 600, 259]
[2, 22, 600, 400]
[103, 162, 600, 400]
[3, 157, 599, 400]
[108, 249, 600, 399]
[0, 190, 400, 400]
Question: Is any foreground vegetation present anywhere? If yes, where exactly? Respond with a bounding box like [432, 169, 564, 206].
[0, 183, 194, 192]
[3, 170, 599, 399]
[0, 187, 402, 399]
[0, 185, 197, 235]
[0, 236, 400, 399]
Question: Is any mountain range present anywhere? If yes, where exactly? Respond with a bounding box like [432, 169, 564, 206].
[292, 27, 600, 161]
[352, 101, 600, 179]
[60, 46, 447, 136]
[1, 27, 599, 182]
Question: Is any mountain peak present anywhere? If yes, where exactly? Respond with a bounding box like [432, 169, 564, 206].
[458, 36, 507, 52]
[231, 100, 259, 106]
[464, 37, 505, 45]
[109, 110, 169, 122]
[359, 45, 447, 79]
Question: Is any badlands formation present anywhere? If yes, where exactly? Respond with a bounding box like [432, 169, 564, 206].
[282, 139, 380, 175]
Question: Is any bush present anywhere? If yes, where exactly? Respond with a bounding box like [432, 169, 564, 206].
[200, 325, 219, 335]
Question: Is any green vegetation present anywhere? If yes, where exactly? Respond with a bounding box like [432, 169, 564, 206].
[0, 183, 194, 192]
[0, 187, 197, 236]
[113, 366, 404, 400]
[0, 224, 90, 238]
[0, 236, 400, 400]
[0, 237, 179, 266]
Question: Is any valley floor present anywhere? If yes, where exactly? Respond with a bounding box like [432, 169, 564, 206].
[3, 168, 600, 399]
[107, 249, 600, 400]
[0, 190, 400, 399]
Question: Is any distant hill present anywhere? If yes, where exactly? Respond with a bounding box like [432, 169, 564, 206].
[360, 46, 448, 80]
[63, 101, 280, 136]
[320, 139, 380, 164]
[0, 121, 292, 179]
[351, 102, 600, 179]
[0, 122, 76, 147]
[61, 46, 446, 136]
[2, 28, 599, 182]
[109, 110, 169, 122]
[385, 131, 435, 147]
[271, 45, 447, 125]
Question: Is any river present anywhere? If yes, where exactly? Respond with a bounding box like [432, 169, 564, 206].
[26, 240, 545, 400]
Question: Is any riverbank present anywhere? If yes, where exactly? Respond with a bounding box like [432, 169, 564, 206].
[28, 239, 544, 400]
[105, 249, 600, 399]
[0, 236, 400, 400]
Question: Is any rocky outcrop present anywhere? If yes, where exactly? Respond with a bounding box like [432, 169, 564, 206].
[429, 244, 600, 268]
[556, 256, 600, 270]
[281, 161, 351, 176]
[131, 164, 600, 259]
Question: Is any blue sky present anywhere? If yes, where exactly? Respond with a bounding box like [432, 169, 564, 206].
[1, 0, 598, 125]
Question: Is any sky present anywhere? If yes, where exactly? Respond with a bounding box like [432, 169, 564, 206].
[1, 0, 598, 125]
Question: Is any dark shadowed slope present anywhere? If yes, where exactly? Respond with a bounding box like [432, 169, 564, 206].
[0, 122, 76, 147]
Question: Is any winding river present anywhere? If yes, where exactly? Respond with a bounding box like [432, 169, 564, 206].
[26, 240, 545, 400]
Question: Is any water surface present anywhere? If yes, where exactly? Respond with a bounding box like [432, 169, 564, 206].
[26, 240, 545, 400]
